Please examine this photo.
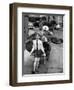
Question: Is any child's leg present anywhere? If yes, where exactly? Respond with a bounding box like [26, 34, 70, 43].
[33, 57, 37, 71]
[36, 58, 40, 69]
[33, 58, 40, 72]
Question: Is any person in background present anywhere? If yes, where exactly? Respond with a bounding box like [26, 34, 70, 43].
[49, 16, 57, 33]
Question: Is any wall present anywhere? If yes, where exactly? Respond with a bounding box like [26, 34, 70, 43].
[0, 0, 74, 90]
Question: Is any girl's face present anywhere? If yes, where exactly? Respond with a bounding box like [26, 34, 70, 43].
[36, 34, 40, 40]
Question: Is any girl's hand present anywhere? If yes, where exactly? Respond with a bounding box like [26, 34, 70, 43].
[43, 53, 46, 56]
[30, 53, 32, 56]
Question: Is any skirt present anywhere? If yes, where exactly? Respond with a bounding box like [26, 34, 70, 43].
[32, 49, 43, 57]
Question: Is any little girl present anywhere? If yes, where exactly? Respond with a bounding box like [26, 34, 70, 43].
[30, 33, 46, 73]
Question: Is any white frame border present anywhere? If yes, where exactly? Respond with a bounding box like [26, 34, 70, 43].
[17, 7, 70, 83]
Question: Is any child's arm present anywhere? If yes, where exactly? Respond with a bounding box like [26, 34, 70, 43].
[41, 42, 46, 56]
[30, 46, 34, 55]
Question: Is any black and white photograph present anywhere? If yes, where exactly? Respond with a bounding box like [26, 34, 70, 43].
[10, 3, 72, 86]
[22, 13, 63, 75]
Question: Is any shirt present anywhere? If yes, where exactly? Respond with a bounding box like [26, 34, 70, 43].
[30, 39, 45, 54]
